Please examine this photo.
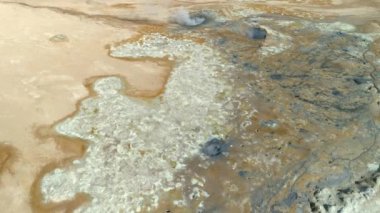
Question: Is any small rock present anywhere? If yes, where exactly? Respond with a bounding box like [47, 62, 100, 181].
[238, 170, 250, 178]
[331, 89, 342, 96]
[201, 138, 228, 157]
[216, 37, 227, 45]
[259, 120, 279, 129]
[270, 74, 283, 80]
[352, 77, 369, 85]
[243, 62, 258, 72]
[231, 54, 239, 64]
[283, 192, 298, 206]
[49, 34, 69, 42]
[323, 204, 331, 211]
[247, 27, 267, 40]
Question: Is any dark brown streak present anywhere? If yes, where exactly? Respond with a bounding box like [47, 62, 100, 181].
[0, 1, 164, 26]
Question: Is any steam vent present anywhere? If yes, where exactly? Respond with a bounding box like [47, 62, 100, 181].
[0, 0, 380, 212]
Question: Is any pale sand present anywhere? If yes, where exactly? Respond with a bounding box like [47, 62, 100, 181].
[0, 3, 170, 212]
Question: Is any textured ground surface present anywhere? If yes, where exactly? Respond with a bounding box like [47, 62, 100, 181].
[0, 0, 380, 213]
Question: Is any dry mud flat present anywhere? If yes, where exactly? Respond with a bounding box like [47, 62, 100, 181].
[1, 1, 380, 213]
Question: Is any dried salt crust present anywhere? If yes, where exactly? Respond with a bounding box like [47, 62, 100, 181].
[41, 34, 232, 212]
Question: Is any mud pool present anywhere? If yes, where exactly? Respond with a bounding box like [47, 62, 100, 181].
[0, 1, 380, 213]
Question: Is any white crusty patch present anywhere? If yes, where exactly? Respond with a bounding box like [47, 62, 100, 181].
[41, 34, 231, 213]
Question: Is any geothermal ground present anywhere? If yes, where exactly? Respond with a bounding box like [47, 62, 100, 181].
[0, 0, 380, 213]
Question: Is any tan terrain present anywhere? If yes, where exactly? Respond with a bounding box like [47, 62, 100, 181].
[0, 0, 379, 212]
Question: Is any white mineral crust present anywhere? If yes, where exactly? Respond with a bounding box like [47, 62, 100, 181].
[41, 34, 231, 212]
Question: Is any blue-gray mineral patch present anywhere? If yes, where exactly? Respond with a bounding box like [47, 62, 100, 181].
[247, 27, 267, 40]
[201, 138, 229, 157]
